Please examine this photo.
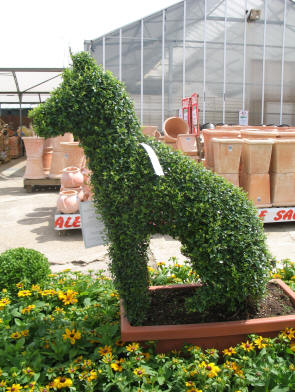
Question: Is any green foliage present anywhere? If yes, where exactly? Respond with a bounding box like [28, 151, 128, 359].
[0, 248, 50, 293]
[0, 265, 295, 391]
[29, 51, 273, 325]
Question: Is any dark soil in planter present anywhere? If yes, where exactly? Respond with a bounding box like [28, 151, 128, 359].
[140, 281, 295, 326]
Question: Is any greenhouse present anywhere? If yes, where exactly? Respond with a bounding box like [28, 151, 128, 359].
[85, 0, 295, 128]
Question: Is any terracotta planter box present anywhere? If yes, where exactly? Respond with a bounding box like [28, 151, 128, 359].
[176, 134, 198, 156]
[270, 172, 295, 207]
[239, 172, 272, 207]
[217, 173, 239, 187]
[270, 139, 295, 173]
[241, 139, 274, 174]
[202, 130, 241, 169]
[212, 138, 243, 174]
[121, 280, 295, 353]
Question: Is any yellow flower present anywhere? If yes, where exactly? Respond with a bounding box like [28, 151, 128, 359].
[290, 342, 295, 352]
[241, 340, 254, 352]
[111, 362, 123, 372]
[157, 261, 165, 266]
[142, 352, 150, 361]
[0, 298, 11, 309]
[0, 380, 6, 387]
[281, 327, 295, 340]
[133, 367, 145, 377]
[58, 290, 78, 305]
[223, 346, 236, 356]
[98, 345, 112, 356]
[17, 290, 31, 297]
[199, 361, 220, 378]
[21, 305, 35, 314]
[54, 307, 65, 313]
[48, 274, 57, 277]
[187, 389, 202, 392]
[87, 370, 98, 381]
[5, 384, 22, 392]
[187, 345, 200, 352]
[16, 282, 24, 288]
[115, 339, 124, 346]
[254, 336, 268, 349]
[2, 289, 7, 293]
[40, 289, 56, 296]
[22, 367, 34, 376]
[21, 329, 29, 336]
[31, 285, 41, 292]
[63, 328, 81, 344]
[52, 376, 73, 389]
[10, 332, 22, 339]
[126, 342, 140, 352]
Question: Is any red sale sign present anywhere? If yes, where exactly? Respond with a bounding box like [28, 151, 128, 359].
[54, 214, 81, 230]
[258, 207, 295, 223]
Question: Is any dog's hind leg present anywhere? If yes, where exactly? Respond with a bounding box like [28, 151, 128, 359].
[108, 227, 151, 325]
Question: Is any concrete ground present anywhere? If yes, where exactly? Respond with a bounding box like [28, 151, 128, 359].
[0, 157, 294, 274]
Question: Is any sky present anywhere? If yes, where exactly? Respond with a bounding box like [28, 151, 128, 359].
[1, 0, 179, 68]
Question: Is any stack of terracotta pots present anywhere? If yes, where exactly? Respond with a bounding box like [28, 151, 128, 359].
[57, 167, 83, 214]
[176, 134, 199, 163]
[270, 139, 295, 206]
[212, 138, 243, 186]
[239, 139, 274, 207]
[49, 133, 74, 178]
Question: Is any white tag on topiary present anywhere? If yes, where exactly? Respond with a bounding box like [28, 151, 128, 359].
[80, 201, 107, 248]
[140, 142, 164, 176]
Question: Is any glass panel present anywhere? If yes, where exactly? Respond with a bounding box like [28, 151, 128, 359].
[105, 32, 120, 80]
[91, 38, 104, 68]
[164, 2, 184, 121]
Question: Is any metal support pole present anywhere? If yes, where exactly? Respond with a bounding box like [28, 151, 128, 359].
[119, 29, 122, 81]
[102, 36, 105, 69]
[222, 0, 228, 124]
[280, 0, 287, 125]
[242, 0, 248, 111]
[182, 0, 186, 98]
[140, 19, 144, 125]
[162, 10, 166, 130]
[203, 0, 207, 124]
[261, 0, 268, 125]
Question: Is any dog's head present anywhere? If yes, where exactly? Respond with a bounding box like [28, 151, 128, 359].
[29, 52, 140, 143]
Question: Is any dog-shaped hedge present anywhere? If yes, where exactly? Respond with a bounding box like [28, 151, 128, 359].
[30, 52, 272, 325]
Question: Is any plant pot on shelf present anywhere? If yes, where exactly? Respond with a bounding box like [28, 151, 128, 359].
[56, 190, 80, 214]
[120, 279, 295, 353]
[212, 138, 243, 174]
[239, 172, 272, 207]
[61, 167, 84, 188]
[60, 142, 85, 169]
[22, 137, 46, 179]
[270, 139, 295, 173]
[176, 134, 198, 156]
[270, 172, 295, 207]
[202, 130, 241, 170]
[163, 117, 189, 143]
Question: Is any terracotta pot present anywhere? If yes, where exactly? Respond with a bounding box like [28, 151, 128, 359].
[270, 173, 295, 206]
[56, 190, 80, 214]
[61, 167, 84, 188]
[176, 134, 198, 156]
[82, 183, 94, 201]
[9, 136, 20, 158]
[142, 126, 160, 138]
[241, 139, 274, 174]
[49, 135, 74, 179]
[212, 138, 243, 174]
[240, 130, 278, 139]
[202, 130, 241, 170]
[217, 173, 239, 187]
[22, 137, 46, 179]
[42, 147, 53, 176]
[60, 186, 84, 201]
[60, 142, 85, 168]
[270, 139, 295, 173]
[121, 279, 295, 352]
[163, 117, 189, 143]
[239, 172, 272, 207]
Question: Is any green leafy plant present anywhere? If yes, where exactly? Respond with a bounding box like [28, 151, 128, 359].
[29, 51, 273, 325]
[0, 263, 295, 391]
[0, 247, 50, 294]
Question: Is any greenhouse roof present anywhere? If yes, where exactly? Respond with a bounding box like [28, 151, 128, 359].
[0, 68, 64, 108]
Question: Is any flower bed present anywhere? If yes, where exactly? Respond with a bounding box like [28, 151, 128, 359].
[0, 258, 295, 391]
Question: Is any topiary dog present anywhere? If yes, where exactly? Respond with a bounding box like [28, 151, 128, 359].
[29, 52, 273, 325]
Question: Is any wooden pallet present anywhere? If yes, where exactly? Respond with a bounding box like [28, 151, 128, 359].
[23, 177, 61, 192]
